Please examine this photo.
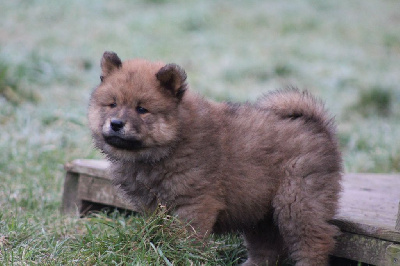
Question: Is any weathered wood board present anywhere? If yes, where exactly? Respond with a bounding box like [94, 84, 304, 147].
[62, 159, 400, 266]
[336, 173, 400, 231]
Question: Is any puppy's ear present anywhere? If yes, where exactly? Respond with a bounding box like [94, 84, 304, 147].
[156, 63, 187, 100]
[100, 51, 122, 82]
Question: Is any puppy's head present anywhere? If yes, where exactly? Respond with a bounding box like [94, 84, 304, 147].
[88, 51, 188, 162]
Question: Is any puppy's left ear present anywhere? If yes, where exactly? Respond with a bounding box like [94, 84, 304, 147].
[156, 63, 187, 100]
[100, 51, 122, 82]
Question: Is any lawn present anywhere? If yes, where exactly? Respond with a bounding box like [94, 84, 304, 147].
[1, 0, 399, 264]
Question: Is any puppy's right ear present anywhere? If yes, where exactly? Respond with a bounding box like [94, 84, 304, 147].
[156, 63, 187, 100]
[100, 51, 122, 82]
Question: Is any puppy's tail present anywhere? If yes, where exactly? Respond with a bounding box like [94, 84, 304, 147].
[257, 88, 336, 136]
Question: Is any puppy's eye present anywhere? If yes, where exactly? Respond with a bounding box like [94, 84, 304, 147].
[136, 106, 148, 114]
[109, 102, 117, 108]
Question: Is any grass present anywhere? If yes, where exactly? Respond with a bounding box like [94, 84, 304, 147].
[0, 56, 40, 105]
[1, 0, 399, 264]
[0, 208, 246, 265]
[349, 86, 393, 117]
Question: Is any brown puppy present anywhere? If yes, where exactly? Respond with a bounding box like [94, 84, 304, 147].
[88, 51, 342, 266]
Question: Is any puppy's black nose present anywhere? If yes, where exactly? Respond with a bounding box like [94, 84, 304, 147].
[110, 118, 125, 132]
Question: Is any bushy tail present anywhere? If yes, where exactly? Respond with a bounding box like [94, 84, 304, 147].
[257, 88, 336, 136]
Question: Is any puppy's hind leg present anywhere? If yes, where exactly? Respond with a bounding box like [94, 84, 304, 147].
[242, 217, 286, 266]
[272, 175, 339, 266]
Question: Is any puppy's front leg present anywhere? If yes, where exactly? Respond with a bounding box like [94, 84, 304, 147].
[174, 199, 223, 238]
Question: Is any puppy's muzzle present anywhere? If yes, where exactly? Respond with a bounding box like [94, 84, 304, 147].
[103, 118, 143, 150]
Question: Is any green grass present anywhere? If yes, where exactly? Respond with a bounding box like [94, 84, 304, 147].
[0, 56, 40, 105]
[0, 208, 246, 265]
[1, 0, 400, 264]
[349, 86, 393, 117]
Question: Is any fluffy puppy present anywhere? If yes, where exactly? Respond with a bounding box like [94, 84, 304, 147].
[88, 51, 342, 266]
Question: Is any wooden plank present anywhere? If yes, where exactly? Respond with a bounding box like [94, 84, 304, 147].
[336, 173, 400, 230]
[332, 219, 400, 244]
[77, 173, 136, 211]
[64, 159, 109, 179]
[333, 232, 394, 266]
[61, 171, 81, 215]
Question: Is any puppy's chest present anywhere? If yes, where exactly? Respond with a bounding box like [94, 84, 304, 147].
[121, 164, 192, 209]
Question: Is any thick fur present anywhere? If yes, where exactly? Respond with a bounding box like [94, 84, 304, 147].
[88, 51, 342, 266]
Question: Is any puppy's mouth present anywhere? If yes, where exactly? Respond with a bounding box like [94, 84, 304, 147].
[103, 135, 143, 150]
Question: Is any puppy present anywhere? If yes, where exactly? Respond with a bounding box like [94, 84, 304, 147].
[88, 51, 342, 265]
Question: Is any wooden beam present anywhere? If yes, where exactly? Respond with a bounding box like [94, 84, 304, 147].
[333, 233, 393, 265]
[332, 219, 400, 243]
[60, 171, 81, 215]
[64, 159, 109, 179]
[77, 173, 135, 211]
